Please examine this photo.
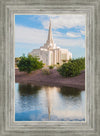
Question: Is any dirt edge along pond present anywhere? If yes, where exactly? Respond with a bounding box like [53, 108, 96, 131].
[15, 69, 85, 90]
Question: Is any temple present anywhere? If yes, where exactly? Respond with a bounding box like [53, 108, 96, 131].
[29, 20, 72, 65]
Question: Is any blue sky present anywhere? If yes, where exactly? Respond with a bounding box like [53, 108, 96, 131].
[15, 15, 86, 58]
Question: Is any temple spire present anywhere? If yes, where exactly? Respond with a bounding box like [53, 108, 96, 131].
[47, 19, 53, 44]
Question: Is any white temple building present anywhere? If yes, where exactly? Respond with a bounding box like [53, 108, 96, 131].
[29, 20, 72, 65]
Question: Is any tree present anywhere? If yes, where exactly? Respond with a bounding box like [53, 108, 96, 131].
[57, 57, 85, 77]
[58, 61, 80, 77]
[17, 55, 44, 73]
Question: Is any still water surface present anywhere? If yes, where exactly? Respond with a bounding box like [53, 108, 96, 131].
[15, 83, 85, 121]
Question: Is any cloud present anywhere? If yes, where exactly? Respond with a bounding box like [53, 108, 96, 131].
[15, 25, 48, 45]
[42, 14, 86, 29]
[81, 30, 85, 35]
[15, 25, 85, 48]
[55, 38, 85, 48]
[66, 32, 81, 38]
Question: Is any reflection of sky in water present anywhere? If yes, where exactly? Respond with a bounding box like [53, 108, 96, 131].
[15, 83, 85, 121]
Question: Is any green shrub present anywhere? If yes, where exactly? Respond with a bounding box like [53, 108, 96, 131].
[58, 57, 85, 77]
[42, 68, 50, 75]
[58, 61, 80, 77]
[17, 55, 44, 73]
[69, 57, 85, 71]
[57, 62, 59, 65]
[49, 65, 54, 69]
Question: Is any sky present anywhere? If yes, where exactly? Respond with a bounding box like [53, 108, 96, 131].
[15, 14, 86, 58]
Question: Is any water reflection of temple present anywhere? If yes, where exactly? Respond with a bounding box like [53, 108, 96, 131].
[44, 86, 60, 120]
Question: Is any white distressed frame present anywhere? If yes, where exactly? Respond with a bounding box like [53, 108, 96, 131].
[0, 0, 100, 136]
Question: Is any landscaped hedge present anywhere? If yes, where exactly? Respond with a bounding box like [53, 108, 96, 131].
[17, 55, 44, 73]
[69, 57, 85, 71]
[57, 57, 85, 77]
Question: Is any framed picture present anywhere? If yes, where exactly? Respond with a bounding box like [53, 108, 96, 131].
[0, 0, 100, 136]
[15, 14, 85, 122]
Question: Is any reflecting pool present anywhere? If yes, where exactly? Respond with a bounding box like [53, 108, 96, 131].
[15, 83, 85, 121]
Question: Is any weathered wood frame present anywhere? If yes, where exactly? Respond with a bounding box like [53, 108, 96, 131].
[0, 0, 100, 136]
